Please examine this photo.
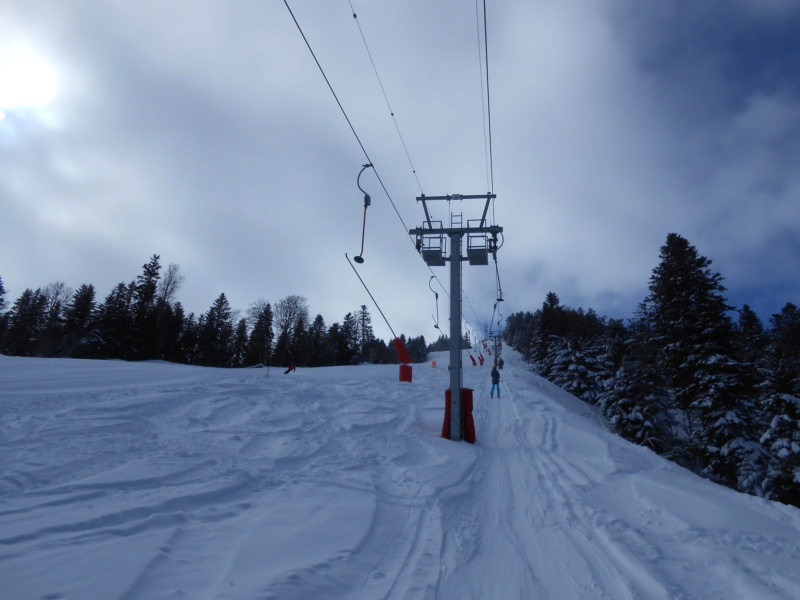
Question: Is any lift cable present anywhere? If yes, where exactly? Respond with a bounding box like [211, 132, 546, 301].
[283, 0, 411, 237]
[346, 253, 398, 339]
[474, 0, 491, 197]
[286, 0, 495, 339]
[482, 0, 495, 196]
[349, 2, 424, 196]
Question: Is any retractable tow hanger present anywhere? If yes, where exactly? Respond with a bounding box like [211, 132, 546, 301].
[353, 163, 373, 264]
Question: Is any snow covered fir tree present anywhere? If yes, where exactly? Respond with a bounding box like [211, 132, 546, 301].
[504, 234, 800, 508]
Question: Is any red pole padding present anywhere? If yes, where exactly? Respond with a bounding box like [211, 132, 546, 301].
[441, 388, 475, 443]
[393, 338, 412, 364]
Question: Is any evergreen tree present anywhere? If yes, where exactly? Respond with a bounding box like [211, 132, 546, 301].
[406, 335, 429, 363]
[356, 305, 376, 362]
[232, 318, 249, 367]
[62, 284, 97, 357]
[291, 314, 310, 366]
[181, 312, 200, 365]
[3, 288, 47, 356]
[161, 302, 187, 363]
[38, 282, 72, 357]
[326, 322, 342, 366]
[306, 314, 327, 367]
[644, 233, 757, 487]
[760, 303, 800, 504]
[245, 302, 274, 366]
[0, 275, 8, 343]
[337, 312, 359, 365]
[596, 319, 671, 452]
[198, 293, 234, 367]
[132, 255, 162, 359]
[97, 282, 135, 359]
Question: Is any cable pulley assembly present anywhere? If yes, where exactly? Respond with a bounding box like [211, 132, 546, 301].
[353, 163, 373, 264]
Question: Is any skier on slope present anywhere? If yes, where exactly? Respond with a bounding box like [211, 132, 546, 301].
[490, 363, 501, 398]
[498, 356, 504, 370]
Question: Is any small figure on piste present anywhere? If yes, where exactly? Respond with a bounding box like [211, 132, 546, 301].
[283, 362, 296, 374]
[490, 364, 501, 398]
[498, 356, 504, 370]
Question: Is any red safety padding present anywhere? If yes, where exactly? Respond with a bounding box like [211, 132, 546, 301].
[462, 388, 475, 443]
[399, 364, 412, 382]
[441, 388, 475, 443]
[470, 354, 477, 365]
[394, 338, 412, 364]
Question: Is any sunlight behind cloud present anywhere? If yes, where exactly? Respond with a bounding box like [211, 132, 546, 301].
[0, 50, 58, 109]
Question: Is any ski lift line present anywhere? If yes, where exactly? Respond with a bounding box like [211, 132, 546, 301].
[482, 0, 495, 195]
[349, 1, 424, 196]
[474, 0, 491, 197]
[283, 0, 413, 243]
[345, 253, 398, 339]
[288, 0, 498, 340]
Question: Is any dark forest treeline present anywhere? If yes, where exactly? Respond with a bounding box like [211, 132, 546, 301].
[504, 233, 800, 508]
[0, 255, 429, 369]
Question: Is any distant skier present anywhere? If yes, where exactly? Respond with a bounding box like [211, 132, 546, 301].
[283, 363, 296, 374]
[498, 356, 504, 370]
[490, 364, 501, 398]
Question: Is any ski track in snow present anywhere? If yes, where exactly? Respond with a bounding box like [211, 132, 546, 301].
[1, 352, 800, 599]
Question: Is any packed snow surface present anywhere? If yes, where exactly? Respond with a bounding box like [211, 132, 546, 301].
[2, 350, 800, 599]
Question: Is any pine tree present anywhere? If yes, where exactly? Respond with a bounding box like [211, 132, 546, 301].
[596, 319, 671, 452]
[62, 284, 97, 357]
[161, 302, 187, 363]
[306, 314, 327, 367]
[132, 255, 162, 359]
[338, 313, 359, 365]
[3, 288, 47, 356]
[198, 293, 234, 367]
[97, 282, 135, 359]
[245, 302, 274, 366]
[357, 305, 376, 362]
[232, 318, 249, 367]
[38, 282, 72, 357]
[644, 233, 757, 487]
[0, 275, 8, 343]
[760, 303, 800, 505]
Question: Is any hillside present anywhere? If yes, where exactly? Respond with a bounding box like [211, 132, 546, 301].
[2, 351, 799, 599]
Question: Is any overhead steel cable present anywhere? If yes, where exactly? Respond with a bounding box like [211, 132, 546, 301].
[349, 1, 424, 196]
[475, 0, 491, 196]
[283, 0, 411, 236]
[286, 1, 493, 339]
[482, 0, 495, 196]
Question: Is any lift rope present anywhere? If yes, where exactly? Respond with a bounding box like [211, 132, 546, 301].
[353, 163, 373, 263]
[345, 253, 397, 339]
[349, 2, 424, 195]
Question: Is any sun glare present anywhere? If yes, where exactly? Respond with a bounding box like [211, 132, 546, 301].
[0, 51, 58, 109]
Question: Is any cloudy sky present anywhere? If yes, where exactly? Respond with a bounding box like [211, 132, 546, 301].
[2, 0, 800, 341]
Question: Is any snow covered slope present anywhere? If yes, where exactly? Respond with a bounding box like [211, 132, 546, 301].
[2, 351, 799, 599]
